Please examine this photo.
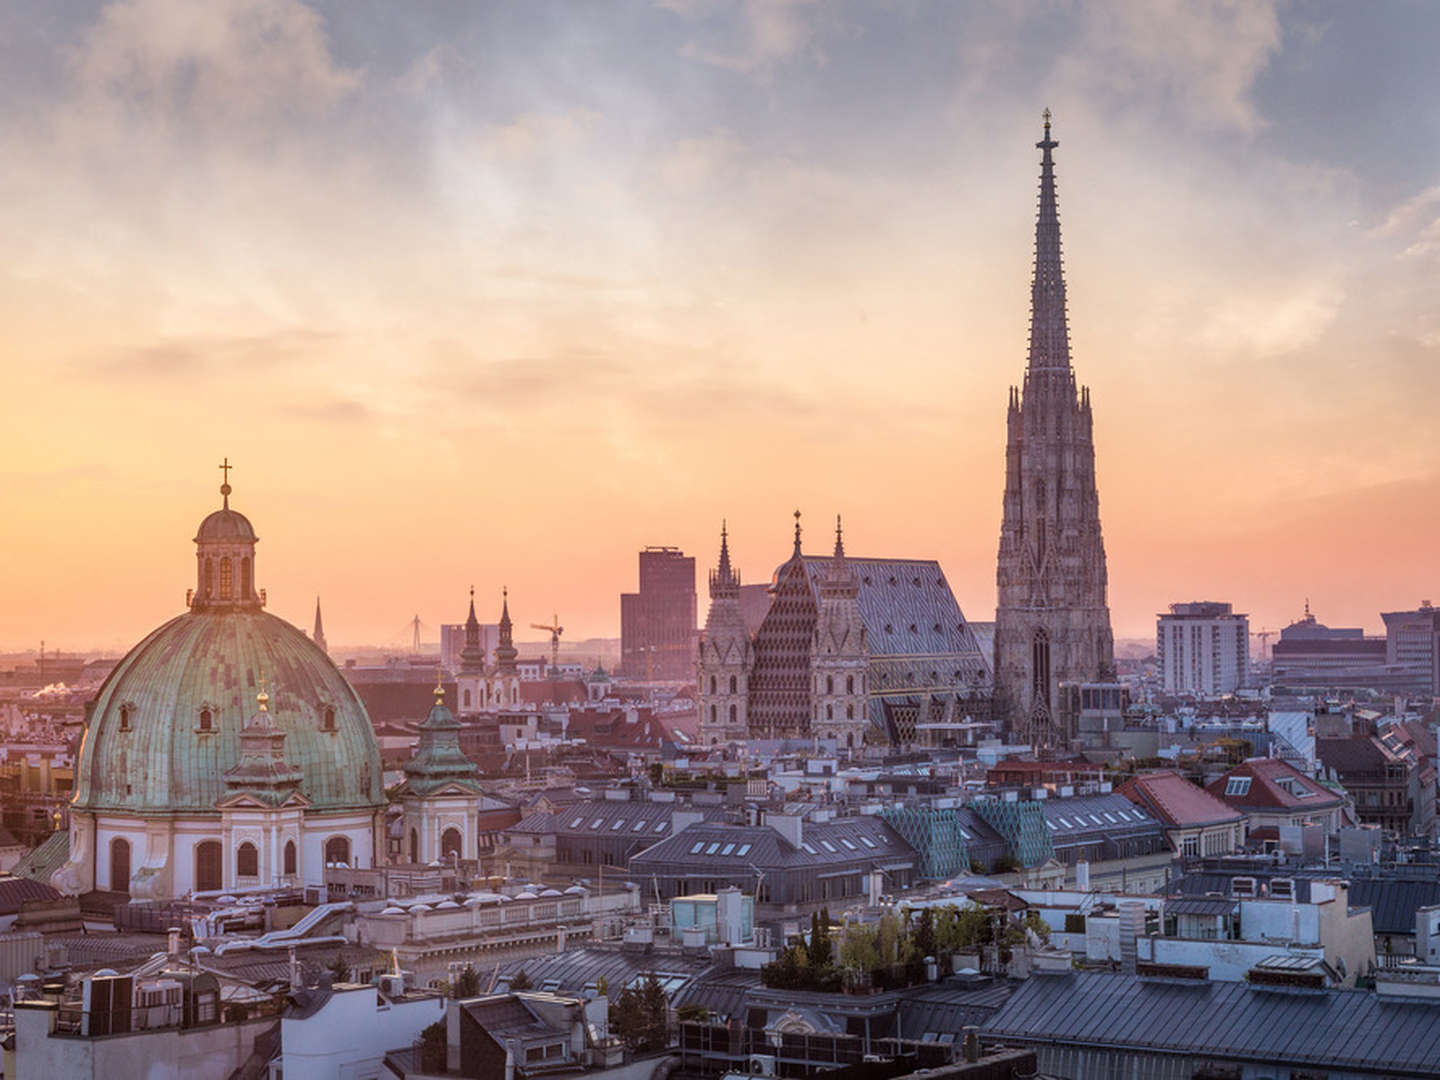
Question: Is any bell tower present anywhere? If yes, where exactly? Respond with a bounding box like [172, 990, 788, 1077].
[191, 458, 263, 614]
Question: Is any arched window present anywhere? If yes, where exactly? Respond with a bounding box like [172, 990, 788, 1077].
[846, 675, 854, 695]
[110, 837, 131, 893]
[198, 708, 212, 732]
[728, 675, 737, 694]
[195, 840, 222, 892]
[846, 704, 853, 720]
[441, 827, 463, 859]
[325, 836, 351, 866]
[728, 703, 737, 724]
[322, 706, 336, 731]
[284, 840, 297, 876]
[240, 557, 251, 599]
[826, 703, 833, 721]
[236, 842, 258, 878]
[709, 704, 717, 723]
[463, 689, 471, 708]
[826, 675, 834, 695]
[219, 557, 233, 600]
[1032, 629, 1052, 708]
[204, 558, 214, 597]
[409, 829, 418, 863]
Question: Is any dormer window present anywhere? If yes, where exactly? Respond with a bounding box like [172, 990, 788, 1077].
[322, 706, 337, 732]
[198, 708, 213, 732]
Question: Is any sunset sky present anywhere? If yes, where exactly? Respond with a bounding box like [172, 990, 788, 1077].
[2, 0, 1437, 653]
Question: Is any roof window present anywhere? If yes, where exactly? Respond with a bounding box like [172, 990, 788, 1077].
[840, 838, 857, 850]
[720, 843, 736, 856]
[1224, 777, 1252, 797]
[736, 844, 752, 857]
[705, 842, 721, 855]
[654, 821, 667, 833]
[569, 816, 584, 829]
[689, 841, 705, 854]
[632, 820, 646, 832]
[590, 818, 603, 830]
[611, 819, 625, 830]
[859, 836, 876, 848]
[820, 840, 837, 853]
[801, 842, 817, 855]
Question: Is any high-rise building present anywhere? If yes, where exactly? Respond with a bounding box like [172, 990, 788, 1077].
[1156, 602, 1250, 696]
[1382, 603, 1440, 696]
[620, 547, 697, 681]
[994, 111, 1114, 745]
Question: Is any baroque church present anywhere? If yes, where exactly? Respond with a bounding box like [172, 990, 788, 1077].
[993, 112, 1115, 745]
[50, 472, 497, 901]
[698, 514, 992, 749]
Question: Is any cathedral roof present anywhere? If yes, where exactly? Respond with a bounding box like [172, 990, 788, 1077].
[794, 555, 986, 664]
[195, 506, 257, 543]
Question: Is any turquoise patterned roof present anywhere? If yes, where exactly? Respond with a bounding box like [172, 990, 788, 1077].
[73, 610, 384, 815]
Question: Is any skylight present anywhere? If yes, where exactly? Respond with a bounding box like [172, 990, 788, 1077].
[840, 838, 857, 850]
[705, 842, 721, 855]
[611, 819, 625, 830]
[801, 842, 817, 855]
[859, 836, 876, 848]
[632, 820, 646, 832]
[1103, 812, 1117, 823]
[590, 818, 603, 830]
[654, 821, 667, 832]
[569, 816, 584, 829]
[1057, 817, 1072, 828]
[720, 843, 736, 856]
[736, 843, 752, 857]
[820, 840, 837, 853]
[959, 828, 973, 840]
[689, 841, 705, 854]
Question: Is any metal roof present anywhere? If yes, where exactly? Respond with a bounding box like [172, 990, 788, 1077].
[630, 817, 915, 874]
[982, 971, 1440, 1073]
[1164, 897, 1238, 917]
[1041, 794, 1162, 841]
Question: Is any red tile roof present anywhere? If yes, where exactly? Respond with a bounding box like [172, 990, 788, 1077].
[1117, 770, 1243, 828]
[1206, 758, 1343, 811]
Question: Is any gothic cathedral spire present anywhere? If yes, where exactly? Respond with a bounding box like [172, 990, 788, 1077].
[994, 111, 1114, 748]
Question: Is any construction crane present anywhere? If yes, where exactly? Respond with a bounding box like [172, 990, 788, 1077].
[531, 614, 564, 677]
[1250, 628, 1277, 663]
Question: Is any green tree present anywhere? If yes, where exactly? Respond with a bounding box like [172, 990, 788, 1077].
[610, 975, 669, 1052]
[326, 954, 350, 985]
[807, 909, 833, 969]
[838, 923, 880, 974]
[913, 908, 937, 959]
[420, 1018, 448, 1072]
[595, 975, 609, 998]
[509, 969, 532, 990]
[453, 964, 481, 998]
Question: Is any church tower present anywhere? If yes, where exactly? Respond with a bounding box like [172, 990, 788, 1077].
[811, 517, 869, 750]
[748, 513, 819, 740]
[994, 112, 1114, 747]
[456, 587, 486, 713]
[698, 523, 752, 744]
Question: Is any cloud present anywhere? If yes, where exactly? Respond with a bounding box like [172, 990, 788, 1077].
[669, 0, 823, 74]
[90, 329, 336, 378]
[66, 0, 360, 128]
[1058, 0, 1282, 132]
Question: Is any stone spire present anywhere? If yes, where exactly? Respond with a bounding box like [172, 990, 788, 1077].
[1028, 107, 1071, 375]
[223, 678, 304, 801]
[312, 597, 327, 654]
[495, 588, 518, 676]
[460, 586, 485, 675]
[995, 111, 1114, 748]
[710, 521, 740, 599]
[820, 515, 858, 600]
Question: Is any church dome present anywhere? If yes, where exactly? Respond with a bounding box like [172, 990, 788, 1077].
[73, 609, 384, 815]
[195, 506, 257, 543]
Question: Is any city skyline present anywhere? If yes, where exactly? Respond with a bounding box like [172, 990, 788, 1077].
[3, 1, 1438, 650]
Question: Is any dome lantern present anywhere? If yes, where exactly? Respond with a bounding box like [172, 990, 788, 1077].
[192, 458, 262, 613]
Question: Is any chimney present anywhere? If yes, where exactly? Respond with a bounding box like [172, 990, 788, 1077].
[768, 814, 803, 849]
[1119, 902, 1143, 975]
[962, 1027, 981, 1063]
[167, 927, 181, 960]
[1075, 860, 1091, 892]
[289, 945, 302, 991]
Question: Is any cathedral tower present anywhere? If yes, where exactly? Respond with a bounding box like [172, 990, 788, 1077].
[994, 112, 1114, 746]
[698, 523, 751, 744]
[811, 517, 869, 750]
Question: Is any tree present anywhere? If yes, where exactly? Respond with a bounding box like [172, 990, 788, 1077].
[326, 954, 350, 985]
[453, 964, 481, 998]
[610, 974, 669, 1052]
[675, 1003, 711, 1024]
[595, 975, 609, 998]
[913, 908, 937, 959]
[807, 909, 833, 969]
[420, 1018, 448, 1072]
[509, 969, 532, 990]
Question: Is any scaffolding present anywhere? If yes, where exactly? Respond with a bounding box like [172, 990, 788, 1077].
[880, 804, 970, 880]
[968, 798, 1054, 868]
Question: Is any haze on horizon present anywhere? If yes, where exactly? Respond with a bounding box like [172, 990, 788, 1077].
[1, 0, 1437, 654]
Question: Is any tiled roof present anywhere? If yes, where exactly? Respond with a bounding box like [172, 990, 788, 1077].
[983, 971, 1440, 1073]
[1117, 771, 1242, 829]
[1316, 735, 1398, 774]
[11, 830, 69, 882]
[0, 876, 63, 915]
[1206, 758, 1343, 811]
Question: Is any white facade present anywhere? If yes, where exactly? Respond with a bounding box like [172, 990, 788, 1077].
[281, 984, 446, 1080]
[1157, 602, 1250, 696]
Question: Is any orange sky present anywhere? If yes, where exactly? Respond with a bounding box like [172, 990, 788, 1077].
[1, 1, 1437, 653]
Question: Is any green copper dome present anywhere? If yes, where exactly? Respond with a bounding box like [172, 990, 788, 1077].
[73, 610, 384, 815]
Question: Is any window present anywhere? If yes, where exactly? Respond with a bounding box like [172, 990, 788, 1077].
[690, 841, 705, 854]
[441, 827, 463, 859]
[569, 816, 584, 829]
[284, 840, 297, 876]
[1224, 777, 1252, 797]
[720, 843, 736, 855]
[846, 675, 854, 694]
[705, 842, 721, 855]
[709, 704, 717, 723]
[736, 843, 751, 857]
[240, 557, 251, 599]
[632, 820, 646, 832]
[840, 838, 856, 850]
[819, 840, 837, 853]
[729, 703, 737, 724]
[1032, 629, 1051, 709]
[709, 676, 717, 695]
[729, 675, 737, 694]
[463, 689, 471, 708]
[119, 704, 133, 731]
[826, 675, 834, 695]
[654, 821, 667, 833]
[859, 836, 876, 849]
[325, 835, 351, 866]
[110, 837, 131, 893]
[219, 557, 233, 600]
[611, 819, 625, 831]
[322, 706, 336, 731]
[237, 842, 259, 877]
[198, 708, 212, 732]
[801, 842, 817, 855]
[204, 558, 214, 597]
[590, 818, 603, 830]
[195, 840, 222, 892]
